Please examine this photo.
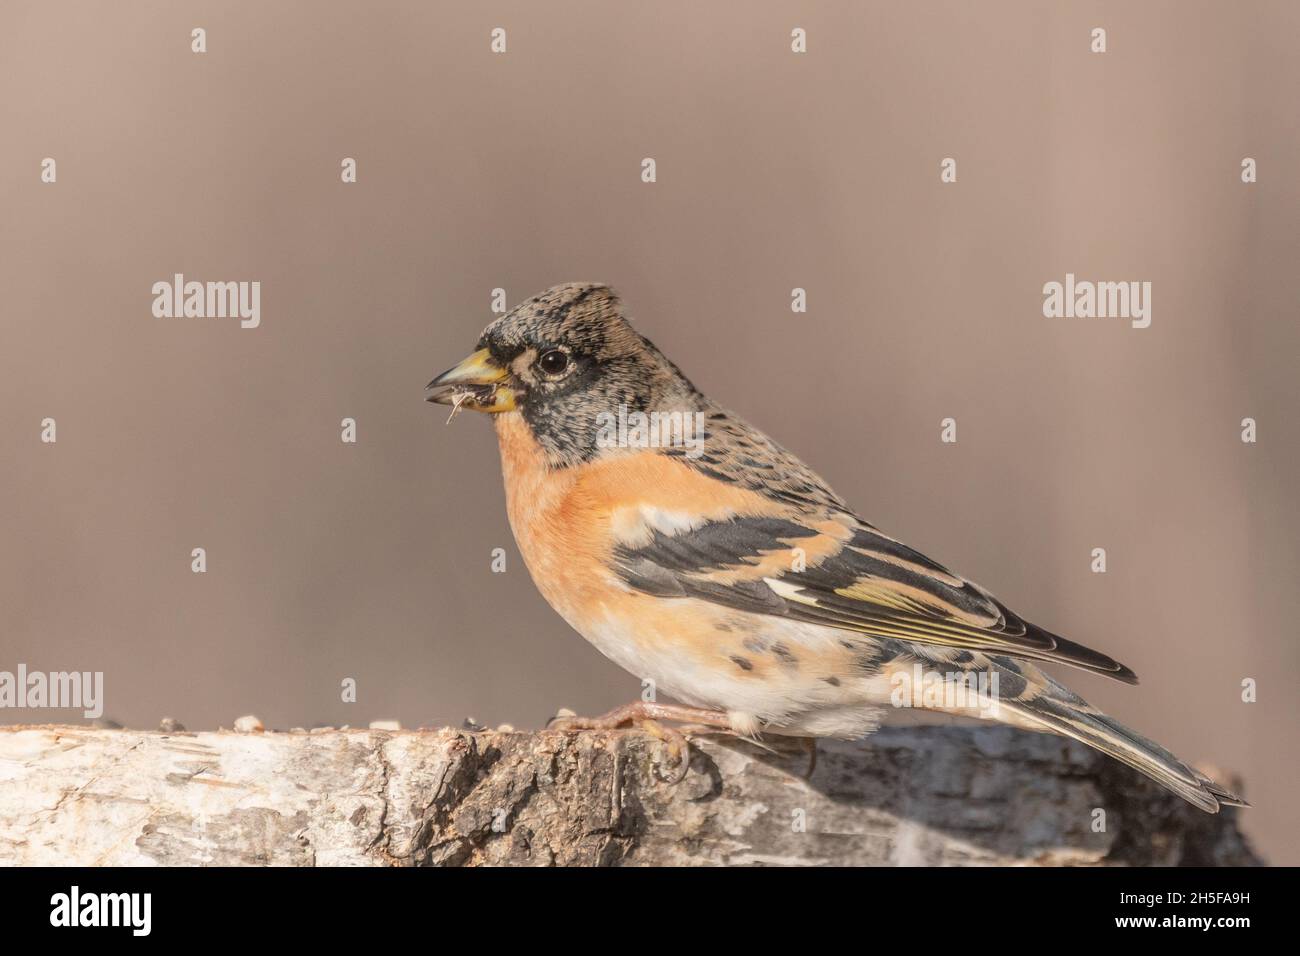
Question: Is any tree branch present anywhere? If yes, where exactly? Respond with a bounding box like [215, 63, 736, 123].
[0, 724, 1259, 866]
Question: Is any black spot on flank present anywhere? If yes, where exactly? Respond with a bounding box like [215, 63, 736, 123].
[770, 642, 797, 665]
[951, 651, 975, 664]
[715, 622, 733, 633]
[1000, 658, 1023, 674]
[731, 656, 754, 672]
[822, 676, 841, 687]
[743, 637, 766, 654]
[840, 640, 856, 650]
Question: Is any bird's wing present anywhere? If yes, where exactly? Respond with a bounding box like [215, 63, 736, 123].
[618, 408, 1137, 684]
[612, 509, 1137, 683]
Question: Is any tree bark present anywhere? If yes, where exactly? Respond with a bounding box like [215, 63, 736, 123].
[0, 723, 1258, 866]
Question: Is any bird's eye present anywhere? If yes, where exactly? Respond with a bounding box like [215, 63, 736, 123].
[537, 349, 570, 376]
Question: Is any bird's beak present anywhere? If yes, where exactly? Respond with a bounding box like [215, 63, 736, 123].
[425, 348, 517, 413]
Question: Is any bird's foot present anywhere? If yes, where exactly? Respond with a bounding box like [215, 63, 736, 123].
[546, 702, 733, 784]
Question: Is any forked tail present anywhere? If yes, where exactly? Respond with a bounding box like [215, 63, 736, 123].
[1003, 681, 1248, 813]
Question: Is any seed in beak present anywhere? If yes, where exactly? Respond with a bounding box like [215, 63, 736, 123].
[445, 389, 476, 425]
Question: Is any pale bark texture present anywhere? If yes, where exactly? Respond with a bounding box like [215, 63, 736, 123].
[0, 723, 1258, 866]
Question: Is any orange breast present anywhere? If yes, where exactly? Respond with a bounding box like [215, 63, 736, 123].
[490, 414, 878, 719]
[492, 413, 597, 622]
[491, 413, 783, 631]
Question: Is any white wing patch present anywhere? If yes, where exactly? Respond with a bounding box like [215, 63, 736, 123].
[610, 504, 707, 548]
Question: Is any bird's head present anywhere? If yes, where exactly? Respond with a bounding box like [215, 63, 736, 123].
[427, 283, 701, 466]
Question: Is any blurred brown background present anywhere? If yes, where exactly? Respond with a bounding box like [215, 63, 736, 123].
[2, 1, 1296, 862]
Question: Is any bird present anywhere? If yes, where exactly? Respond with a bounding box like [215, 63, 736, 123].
[426, 282, 1247, 812]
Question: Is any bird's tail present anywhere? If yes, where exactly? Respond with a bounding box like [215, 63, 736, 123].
[1001, 679, 1248, 813]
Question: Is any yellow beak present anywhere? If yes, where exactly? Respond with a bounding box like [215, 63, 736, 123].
[425, 348, 516, 413]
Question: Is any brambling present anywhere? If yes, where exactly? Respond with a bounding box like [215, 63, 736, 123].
[427, 283, 1246, 811]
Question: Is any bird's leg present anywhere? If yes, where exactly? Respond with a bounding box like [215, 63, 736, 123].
[548, 701, 734, 731]
[547, 702, 733, 784]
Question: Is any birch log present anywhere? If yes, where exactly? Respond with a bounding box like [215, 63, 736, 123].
[0, 723, 1258, 866]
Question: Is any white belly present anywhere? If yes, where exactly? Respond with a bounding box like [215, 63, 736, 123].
[573, 604, 892, 739]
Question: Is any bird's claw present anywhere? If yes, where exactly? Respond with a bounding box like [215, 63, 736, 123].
[636, 718, 692, 784]
[547, 712, 693, 785]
